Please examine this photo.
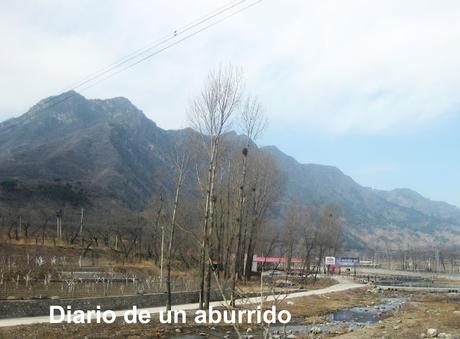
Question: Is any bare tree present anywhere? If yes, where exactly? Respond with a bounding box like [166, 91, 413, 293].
[283, 202, 303, 274]
[166, 147, 189, 310]
[315, 204, 342, 278]
[243, 151, 282, 280]
[233, 96, 267, 296]
[189, 64, 243, 309]
[301, 205, 317, 276]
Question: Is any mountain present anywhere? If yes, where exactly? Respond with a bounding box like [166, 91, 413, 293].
[0, 91, 179, 210]
[263, 145, 460, 247]
[1, 91, 460, 248]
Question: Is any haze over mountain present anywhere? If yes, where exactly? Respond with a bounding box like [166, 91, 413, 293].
[1, 91, 459, 249]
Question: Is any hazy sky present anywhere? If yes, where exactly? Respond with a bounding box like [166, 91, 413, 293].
[1, 0, 460, 206]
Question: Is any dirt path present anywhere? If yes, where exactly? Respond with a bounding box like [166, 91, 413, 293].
[0, 277, 362, 328]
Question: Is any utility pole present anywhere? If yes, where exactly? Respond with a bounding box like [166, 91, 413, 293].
[160, 225, 165, 288]
[56, 210, 63, 240]
[260, 252, 264, 309]
[79, 208, 84, 235]
[153, 194, 164, 290]
[435, 248, 440, 274]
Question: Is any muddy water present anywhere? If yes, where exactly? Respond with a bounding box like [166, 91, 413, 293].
[173, 297, 407, 338]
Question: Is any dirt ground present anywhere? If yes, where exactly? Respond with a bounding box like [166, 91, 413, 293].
[338, 293, 460, 339]
[0, 242, 201, 300]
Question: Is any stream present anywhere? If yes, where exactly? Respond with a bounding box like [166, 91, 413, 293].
[174, 297, 408, 338]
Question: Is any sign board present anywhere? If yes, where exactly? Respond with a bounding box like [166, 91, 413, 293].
[336, 257, 359, 266]
[325, 256, 336, 265]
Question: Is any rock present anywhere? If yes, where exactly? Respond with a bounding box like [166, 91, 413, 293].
[247, 336, 254, 339]
[287, 301, 294, 305]
[199, 333, 207, 337]
[310, 327, 322, 334]
[246, 328, 253, 333]
[50, 296, 60, 300]
[453, 311, 460, 315]
[393, 325, 401, 330]
[210, 327, 216, 331]
[6, 296, 16, 300]
[175, 328, 182, 333]
[286, 335, 298, 339]
[427, 328, 438, 337]
[420, 334, 427, 339]
[438, 333, 453, 339]
[224, 336, 230, 339]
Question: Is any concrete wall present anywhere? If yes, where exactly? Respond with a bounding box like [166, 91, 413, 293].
[0, 290, 229, 319]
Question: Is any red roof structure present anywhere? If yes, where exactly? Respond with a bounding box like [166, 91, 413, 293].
[254, 256, 302, 264]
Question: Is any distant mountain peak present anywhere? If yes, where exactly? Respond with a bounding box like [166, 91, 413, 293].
[27, 90, 85, 113]
[12, 91, 150, 128]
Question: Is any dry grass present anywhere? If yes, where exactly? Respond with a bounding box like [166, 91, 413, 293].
[0, 241, 200, 300]
[277, 287, 381, 322]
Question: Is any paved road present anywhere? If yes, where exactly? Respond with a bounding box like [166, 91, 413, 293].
[0, 278, 363, 328]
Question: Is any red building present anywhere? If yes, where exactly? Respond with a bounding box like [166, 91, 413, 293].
[252, 255, 303, 272]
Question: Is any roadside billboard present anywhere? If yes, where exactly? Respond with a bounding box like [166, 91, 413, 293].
[325, 256, 336, 265]
[336, 257, 359, 266]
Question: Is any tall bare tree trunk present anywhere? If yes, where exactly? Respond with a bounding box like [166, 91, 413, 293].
[190, 65, 243, 309]
[232, 146, 248, 304]
[166, 162, 185, 311]
[199, 140, 218, 309]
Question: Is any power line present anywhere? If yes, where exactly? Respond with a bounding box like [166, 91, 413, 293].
[79, 0, 264, 92]
[32, 0, 263, 115]
[62, 0, 247, 92]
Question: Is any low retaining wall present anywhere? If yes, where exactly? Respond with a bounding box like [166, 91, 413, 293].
[0, 290, 229, 319]
[378, 285, 460, 293]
